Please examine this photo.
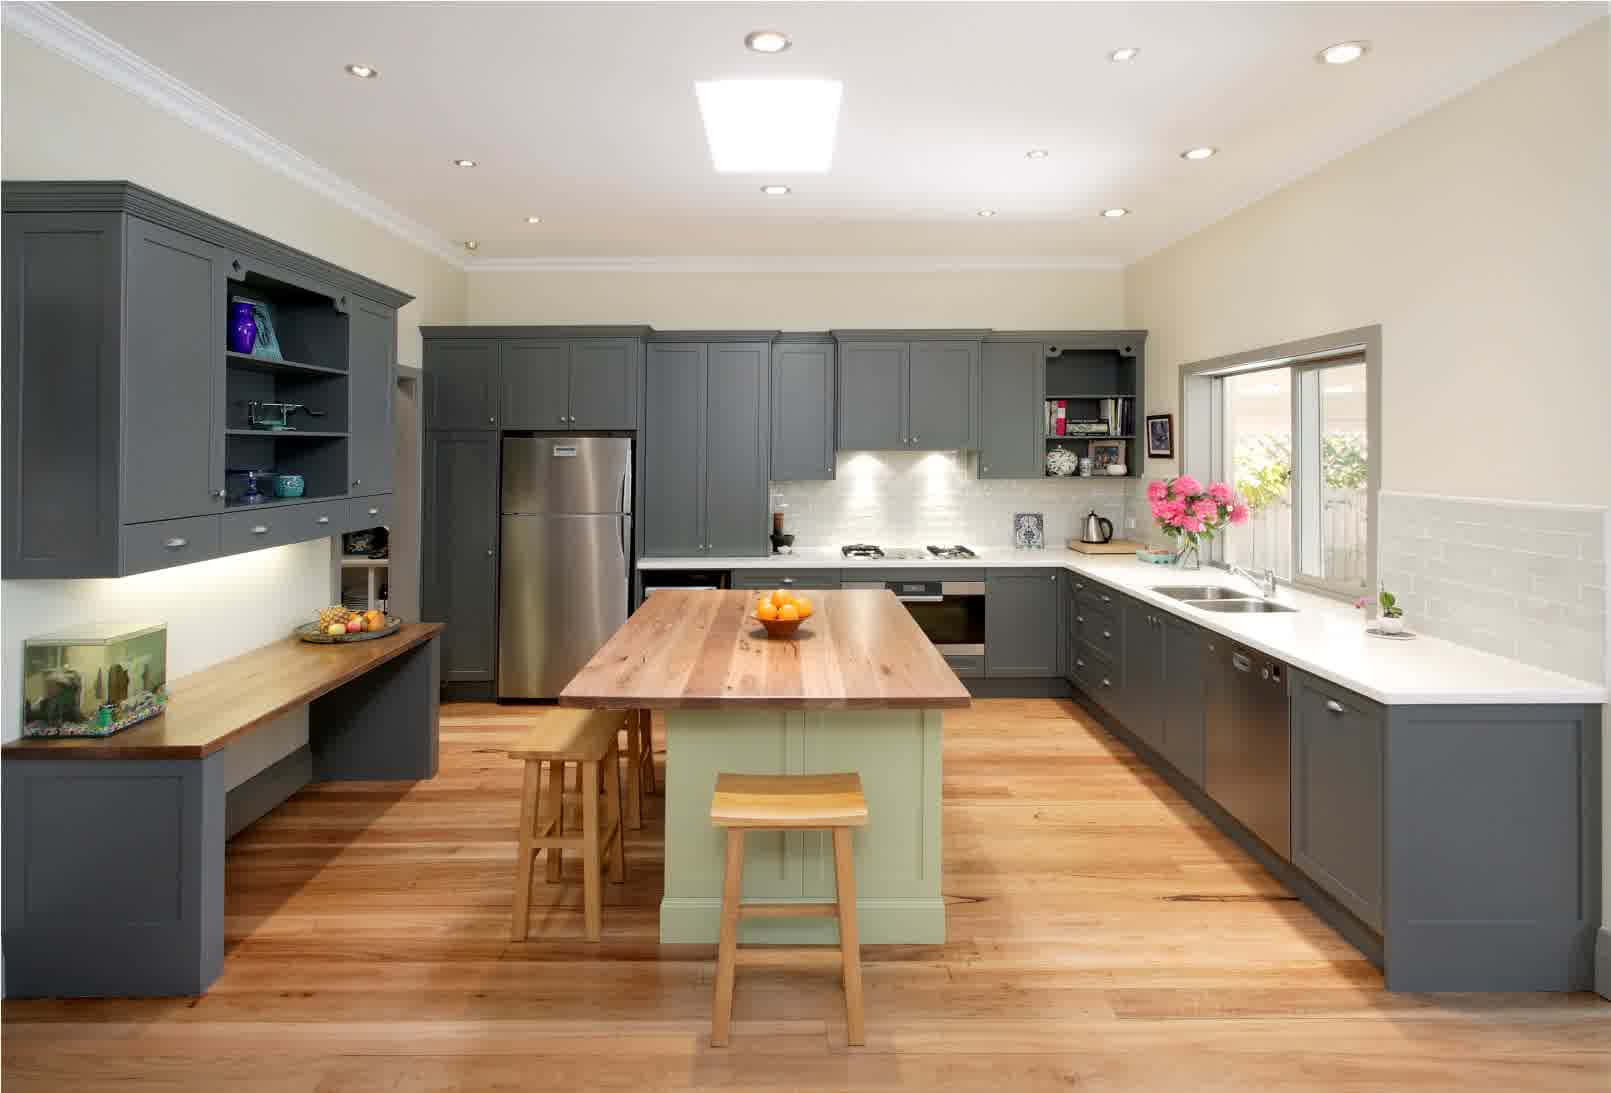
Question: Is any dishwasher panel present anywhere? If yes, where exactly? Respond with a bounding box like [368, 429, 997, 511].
[1204, 642, 1292, 858]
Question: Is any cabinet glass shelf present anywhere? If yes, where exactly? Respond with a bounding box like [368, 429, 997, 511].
[225, 351, 346, 377]
[225, 428, 350, 439]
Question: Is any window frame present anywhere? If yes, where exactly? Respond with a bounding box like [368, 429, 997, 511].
[1178, 326, 1381, 602]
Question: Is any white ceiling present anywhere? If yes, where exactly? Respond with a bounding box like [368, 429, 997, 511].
[51, 1, 1603, 264]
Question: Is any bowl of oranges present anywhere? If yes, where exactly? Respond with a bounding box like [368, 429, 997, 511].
[753, 588, 815, 638]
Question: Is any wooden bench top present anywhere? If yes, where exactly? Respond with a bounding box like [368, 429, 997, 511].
[3, 623, 444, 761]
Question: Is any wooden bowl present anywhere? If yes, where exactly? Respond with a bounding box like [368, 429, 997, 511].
[754, 614, 806, 639]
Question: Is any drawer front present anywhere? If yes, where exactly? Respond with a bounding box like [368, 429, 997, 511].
[942, 652, 985, 679]
[221, 508, 299, 554]
[121, 515, 221, 575]
[841, 567, 985, 583]
[1076, 584, 1122, 614]
[1071, 645, 1119, 705]
[348, 494, 393, 531]
[290, 500, 346, 540]
[731, 568, 842, 590]
[1072, 602, 1122, 655]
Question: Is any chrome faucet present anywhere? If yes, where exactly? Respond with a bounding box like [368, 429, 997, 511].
[1227, 564, 1278, 599]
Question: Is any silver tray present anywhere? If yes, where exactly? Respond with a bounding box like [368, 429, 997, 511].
[296, 616, 403, 644]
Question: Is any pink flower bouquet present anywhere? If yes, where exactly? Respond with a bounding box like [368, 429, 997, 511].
[1147, 476, 1248, 565]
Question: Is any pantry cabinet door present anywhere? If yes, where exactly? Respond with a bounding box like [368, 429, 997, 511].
[347, 298, 394, 496]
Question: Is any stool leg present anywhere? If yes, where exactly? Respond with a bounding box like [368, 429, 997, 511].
[511, 759, 541, 941]
[711, 828, 746, 1047]
[641, 710, 658, 796]
[832, 827, 866, 1047]
[545, 760, 565, 882]
[581, 758, 603, 941]
[603, 737, 626, 883]
[623, 717, 643, 831]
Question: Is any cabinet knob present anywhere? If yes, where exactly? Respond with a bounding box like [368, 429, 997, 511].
[368, 507, 380, 516]
[486, 548, 494, 557]
[1102, 630, 1112, 639]
[982, 465, 989, 472]
[1101, 677, 1112, 688]
[1076, 658, 1085, 668]
[568, 415, 576, 423]
[352, 479, 362, 487]
[212, 489, 226, 500]
[1075, 615, 1084, 623]
[1101, 594, 1111, 603]
[1050, 574, 1057, 582]
[251, 525, 268, 535]
[316, 516, 330, 525]
[782, 577, 795, 584]
[488, 416, 496, 423]
[164, 537, 187, 549]
[559, 416, 567, 422]
[1325, 699, 1344, 714]
[912, 435, 919, 443]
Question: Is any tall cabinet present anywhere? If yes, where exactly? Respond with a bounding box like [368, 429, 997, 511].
[641, 334, 774, 557]
[2, 181, 411, 579]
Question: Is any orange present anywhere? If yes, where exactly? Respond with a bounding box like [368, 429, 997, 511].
[770, 589, 796, 608]
[794, 596, 814, 619]
[756, 602, 779, 621]
[776, 603, 800, 621]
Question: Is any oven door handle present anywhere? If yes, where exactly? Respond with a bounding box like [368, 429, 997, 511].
[894, 594, 945, 603]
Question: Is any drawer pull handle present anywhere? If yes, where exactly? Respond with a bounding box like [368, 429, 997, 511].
[1325, 700, 1345, 714]
[1101, 594, 1111, 603]
[164, 537, 187, 549]
[1075, 615, 1085, 623]
[1102, 629, 1112, 639]
[368, 508, 380, 516]
[1075, 658, 1085, 668]
[782, 577, 795, 584]
[252, 525, 269, 535]
[1101, 677, 1111, 688]
[316, 516, 330, 525]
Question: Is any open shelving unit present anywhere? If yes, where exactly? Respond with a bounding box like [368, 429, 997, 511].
[1042, 345, 1141, 477]
[224, 268, 351, 507]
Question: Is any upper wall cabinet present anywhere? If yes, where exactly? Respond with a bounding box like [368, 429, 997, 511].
[978, 340, 1044, 478]
[1, 182, 411, 579]
[770, 338, 835, 481]
[833, 332, 982, 452]
[422, 327, 647, 432]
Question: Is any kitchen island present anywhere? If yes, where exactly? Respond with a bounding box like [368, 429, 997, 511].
[560, 589, 970, 944]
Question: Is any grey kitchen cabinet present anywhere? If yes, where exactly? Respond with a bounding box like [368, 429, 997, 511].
[425, 339, 500, 429]
[500, 337, 640, 430]
[423, 430, 499, 682]
[642, 338, 771, 557]
[1158, 616, 1206, 785]
[347, 297, 395, 496]
[1119, 596, 1164, 752]
[979, 340, 1043, 478]
[907, 340, 978, 450]
[1290, 670, 1384, 930]
[833, 333, 981, 451]
[2, 182, 410, 579]
[770, 338, 835, 480]
[836, 341, 907, 450]
[985, 568, 1061, 677]
[729, 569, 843, 590]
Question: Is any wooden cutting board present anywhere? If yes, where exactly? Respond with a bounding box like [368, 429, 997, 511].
[1068, 538, 1143, 555]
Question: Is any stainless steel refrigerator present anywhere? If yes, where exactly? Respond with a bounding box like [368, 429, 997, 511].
[498, 436, 632, 699]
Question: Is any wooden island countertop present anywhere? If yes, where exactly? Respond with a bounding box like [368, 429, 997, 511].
[560, 590, 970, 710]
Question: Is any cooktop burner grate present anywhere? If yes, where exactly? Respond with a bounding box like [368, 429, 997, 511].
[841, 543, 885, 559]
[927, 544, 978, 560]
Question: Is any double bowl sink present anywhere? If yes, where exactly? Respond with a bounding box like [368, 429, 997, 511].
[1150, 585, 1297, 613]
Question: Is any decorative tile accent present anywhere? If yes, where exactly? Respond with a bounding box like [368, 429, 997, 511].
[770, 452, 1133, 550]
[1377, 492, 1606, 684]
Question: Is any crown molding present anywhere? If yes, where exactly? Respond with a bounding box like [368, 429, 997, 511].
[464, 254, 1125, 274]
[3, 1, 467, 269]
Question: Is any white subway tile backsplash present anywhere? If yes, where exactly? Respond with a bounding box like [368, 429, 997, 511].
[1378, 491, 1606, 684]
[770, 451, 1134, 550]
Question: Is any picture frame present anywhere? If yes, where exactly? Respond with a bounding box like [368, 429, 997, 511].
[1012, 512, 1045, 550]
[1089, 440, 1124, 469]
[1145, 413, 1175, 459]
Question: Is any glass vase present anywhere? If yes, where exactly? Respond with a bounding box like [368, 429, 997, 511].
[1173, 542, 1200, 570]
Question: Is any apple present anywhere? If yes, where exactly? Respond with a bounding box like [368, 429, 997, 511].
[325, 623, 347, 637]
[346, 618, 364, 633]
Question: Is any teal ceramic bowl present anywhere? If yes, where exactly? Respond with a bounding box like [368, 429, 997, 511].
[273, 474, 305, 499]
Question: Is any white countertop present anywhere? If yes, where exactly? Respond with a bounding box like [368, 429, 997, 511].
[639, 549, 1607, 706]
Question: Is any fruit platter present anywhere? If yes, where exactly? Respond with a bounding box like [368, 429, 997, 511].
[752, 588, 814, 639]
[296, 606, 402, 644]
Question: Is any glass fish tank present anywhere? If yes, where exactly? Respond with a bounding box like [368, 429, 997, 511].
[21, 622, 168, 737]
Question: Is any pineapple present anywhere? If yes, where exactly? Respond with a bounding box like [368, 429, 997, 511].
[317, 605, 353, 629]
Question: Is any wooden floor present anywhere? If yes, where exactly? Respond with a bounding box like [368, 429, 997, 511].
[4, 698, 1607, 1091]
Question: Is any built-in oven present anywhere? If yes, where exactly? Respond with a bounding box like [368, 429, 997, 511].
[843, 579, 986, 662]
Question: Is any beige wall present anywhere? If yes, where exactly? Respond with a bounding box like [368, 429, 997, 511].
[1126, 19, 1611, 507]
[0, 29, 467, 742]
[466, 269, 1125, 330]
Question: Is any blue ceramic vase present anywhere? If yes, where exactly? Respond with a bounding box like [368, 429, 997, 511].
[229, 300, 258, 354]
[273, 474, 305, 499]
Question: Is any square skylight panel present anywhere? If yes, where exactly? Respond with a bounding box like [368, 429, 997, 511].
[694, 80, 843, 173]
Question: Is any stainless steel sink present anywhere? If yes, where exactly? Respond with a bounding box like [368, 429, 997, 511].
[1187, 599, 1297, 614]
[1151, 585, 1249, 600]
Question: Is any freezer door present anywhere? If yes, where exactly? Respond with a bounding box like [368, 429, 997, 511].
[501, 436, 632, 515]
[498, 513, 631, 698]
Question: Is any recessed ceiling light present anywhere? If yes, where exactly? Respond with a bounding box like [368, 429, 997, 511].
[744, 30, 791, 54]
[463, 241, 479, 251]
[760, 185, 791, 196]
[524, 216, 542, 224]
[1181, 146, 1217, 161]
[344, 63, 378, 79]
[695, 80, 842, 173]
[976, 209, 998, 218]
[1101, 207, 1129, 218]
[452, 158, 477, 168]
[1109, 47, 1140, 62]
[1025, 148, 1050, 160]
[1318, 41, 1369, 65]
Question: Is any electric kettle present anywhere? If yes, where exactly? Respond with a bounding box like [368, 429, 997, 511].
[1081, 510, 1114, 544]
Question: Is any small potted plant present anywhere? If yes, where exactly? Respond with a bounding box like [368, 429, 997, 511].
[1357, 590, 1406, 634]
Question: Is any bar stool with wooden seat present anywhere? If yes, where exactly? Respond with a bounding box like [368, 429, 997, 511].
[508, 709, 627, 942]
[709, 772, 869, 1047]
[621, 708, 657, 830]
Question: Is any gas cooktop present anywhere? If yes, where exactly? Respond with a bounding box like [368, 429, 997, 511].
[840, 543, 977, 561]
[927, 544, 978, 560]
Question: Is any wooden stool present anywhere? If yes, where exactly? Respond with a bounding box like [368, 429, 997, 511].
[709, 772, 869, 1047]
[508, 709, 626, 942]
[621, 708, 658, 830]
